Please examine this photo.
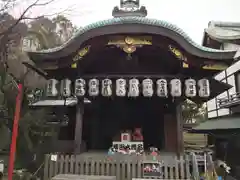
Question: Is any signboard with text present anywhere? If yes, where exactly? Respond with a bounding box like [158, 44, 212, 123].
[143, 161, 163, 178]
[112, 141, 143, 151]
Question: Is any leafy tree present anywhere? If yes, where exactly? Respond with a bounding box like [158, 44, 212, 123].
[0, 10, 77, 171]
[182, 99, 207, 124]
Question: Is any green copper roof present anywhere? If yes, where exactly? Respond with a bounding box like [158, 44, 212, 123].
[26, 17, 236, 54]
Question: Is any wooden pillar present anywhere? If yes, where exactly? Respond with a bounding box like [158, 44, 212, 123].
[74, 98, 84, 154]
[164, 114, 177, 152]
[164, 102, 184, 154]
[176, 103, 184, 155]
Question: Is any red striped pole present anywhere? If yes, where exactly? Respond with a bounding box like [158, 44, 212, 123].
[8, 84, 23, 180]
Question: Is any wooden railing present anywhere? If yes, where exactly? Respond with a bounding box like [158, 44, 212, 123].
[44, 153, 199, 180]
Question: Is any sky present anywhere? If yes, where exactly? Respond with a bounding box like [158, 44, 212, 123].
[12, 0, 240, 44]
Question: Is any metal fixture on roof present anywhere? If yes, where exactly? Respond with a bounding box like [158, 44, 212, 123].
[112, 0, 147, 18]
[120, 0, 140, 9]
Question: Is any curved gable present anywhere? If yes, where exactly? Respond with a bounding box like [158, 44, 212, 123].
[27, 17, 237, 62]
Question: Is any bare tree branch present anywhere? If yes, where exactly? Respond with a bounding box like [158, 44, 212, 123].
[0, 0, 13, 13]
[0, 0, 55, 37]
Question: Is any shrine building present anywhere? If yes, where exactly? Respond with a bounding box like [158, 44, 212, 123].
[24, 1, 237, 157]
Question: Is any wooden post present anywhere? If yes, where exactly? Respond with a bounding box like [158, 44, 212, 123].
[74, 98, 84, 154]
[176, 102, 184, 155]
[8, 84, 23, 180]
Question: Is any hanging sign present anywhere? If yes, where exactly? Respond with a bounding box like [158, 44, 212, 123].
[102, 78, 112, 97]
[185, 78, 197, 97]
[170, 79, 182, 97]
[88, 79, 99, 97]
[128, 78, 140, 97]
[116, 78, 127, 97]
[156, 79, 168, 97]
[75, 78, 86, 97]
[46, 79, 58, 97]
[60, 79, 71, 97]
[142, 78, 154, 97]
[198, 78, 210, 97]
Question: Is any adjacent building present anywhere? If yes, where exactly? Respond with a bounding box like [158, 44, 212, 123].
[193, 21, 240, 178]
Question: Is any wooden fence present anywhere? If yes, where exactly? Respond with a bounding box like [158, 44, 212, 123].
[44, 153, 199, 180]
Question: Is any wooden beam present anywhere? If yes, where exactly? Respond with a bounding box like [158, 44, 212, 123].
[74, 98, 84, 154]
[77, 74, 190, 79]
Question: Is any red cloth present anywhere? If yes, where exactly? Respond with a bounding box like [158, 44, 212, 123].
[132, 128, 143, 141]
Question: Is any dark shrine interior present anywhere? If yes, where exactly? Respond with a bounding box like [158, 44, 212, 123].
[59, 97, 172, 151]
[84, 97, 171, 151]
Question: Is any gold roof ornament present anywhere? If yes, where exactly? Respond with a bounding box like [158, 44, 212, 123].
[71, 63, 77, 69]
[125, 36, 134, 45]
[123, 45, 137, 54]
[73, 45, 91, 62]
[108, 36, 152, 46]
[202, 63, 228, 70]
[78, 46, 90, 57]
[182, 62, 189, 68]
[108, 36, 152, 55]
[183, 62, 228, 71]
[169, 45, 187, 61]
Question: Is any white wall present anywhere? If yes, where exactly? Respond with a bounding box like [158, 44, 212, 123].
[207, 60, 240, 118]
[224, 43, 240, 51]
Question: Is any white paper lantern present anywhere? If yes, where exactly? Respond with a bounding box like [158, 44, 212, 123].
[156, 79, 168, 97]
[102, 78, 112, 97]
[116, 78, 127, 97]
[185, 78, 197, 97]
[170, 79, 182, 97]
[46, 79, 58, 97]
[142, 78, 153, 97]
[88, 79, 99, 96]
[75, 78, 86, 97]
[198, 79, 210, 97]
[60, 79, 71, 97]
[128, 78, 140, 97]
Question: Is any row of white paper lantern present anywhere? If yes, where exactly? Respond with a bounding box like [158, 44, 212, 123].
[46, 78, 210, 98]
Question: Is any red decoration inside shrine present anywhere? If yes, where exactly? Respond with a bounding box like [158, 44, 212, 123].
[132, 128, 143, 141]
